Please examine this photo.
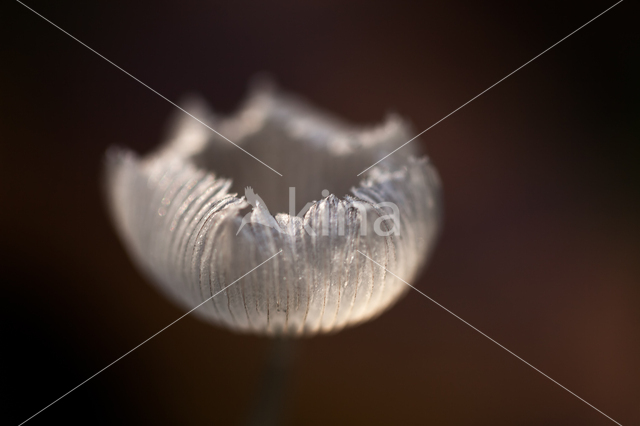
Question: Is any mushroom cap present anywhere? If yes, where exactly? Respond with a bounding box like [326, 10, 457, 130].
[105, 87, 441, 336]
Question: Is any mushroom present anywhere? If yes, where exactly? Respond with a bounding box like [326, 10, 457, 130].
[105, 85, 441, 336]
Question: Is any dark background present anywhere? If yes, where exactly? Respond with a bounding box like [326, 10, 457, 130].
[1, 0, 638, 425]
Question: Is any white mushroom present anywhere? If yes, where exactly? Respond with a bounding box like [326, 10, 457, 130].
[105, 86, 442, 336]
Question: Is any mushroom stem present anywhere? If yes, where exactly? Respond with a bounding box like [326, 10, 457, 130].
[245, 338, 296, 426]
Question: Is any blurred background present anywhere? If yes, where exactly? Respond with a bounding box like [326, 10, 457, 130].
[1, 0, 638, 424]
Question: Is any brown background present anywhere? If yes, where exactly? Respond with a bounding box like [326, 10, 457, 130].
[1, 0, 638, 425]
